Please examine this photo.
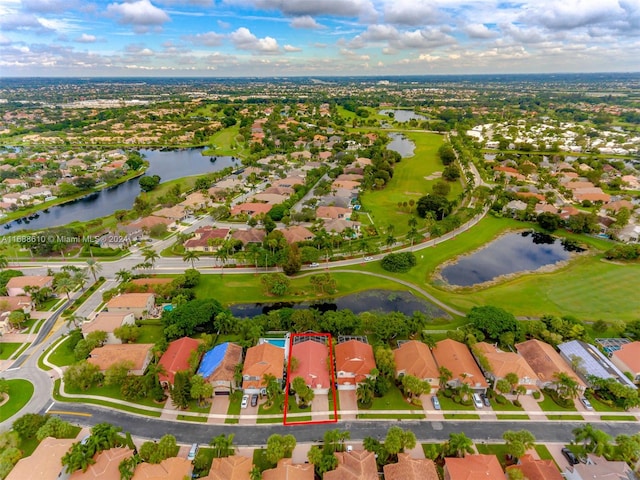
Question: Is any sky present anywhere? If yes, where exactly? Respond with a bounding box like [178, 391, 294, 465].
[0, 0, 639, 77]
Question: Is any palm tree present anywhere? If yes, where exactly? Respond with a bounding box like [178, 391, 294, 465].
[0, 254, 8, 270]
[356, 378, 375, 407]
[210, 433, 235, 458]
[573, 424, 612, 456]
[438, 366, 453, 389]
[85, 259, 102, 282]
[55, 276, 75, 301]
[65, 314, 86, 330]
[182, 249, 201, 269]
[141, 247, 160, 270]
[73, 270, 89, 291]
[443, 432, 474, 458]
[115, 269, 132, 283]
[552, 372, 580, 400]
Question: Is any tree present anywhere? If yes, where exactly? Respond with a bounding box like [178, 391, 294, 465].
[356, 378, 375, 407]
[467, 305, 520, 343]
[384, 426, 416, 456]
[260, 273, 290, 297]
[282, 244, 302, 276]
[36, 417, 75, 441]
[63, 361, 102, 390]
[119, 456, 139, 480]
[292, 376, 314, 407]
[442, 432, 474, 458]
[265, 434, 296, 464]
[139, 175, 161, 192]
[104, 360, 134, 387]
[552, 372, 580, 401]
[309, 273, 337, 294]
[381, 252, 417, 273]
[503, 430, 536, 459]
[139, 434, 178, 463]
[323, 429, 350, 454]
[182, 250, 201, 269]
[12, 413, 48, 439]
[496, 378, 512, 396]
[170, 370, 192, 409]
[190, 374, 213, 407]
[614, 434, 640, 463]
[438, 366, 453, 389]
[162, 298, 228, 340]
[115, 269, 132, 283]
[573, 424, 612, 456]
[263, 373, 283, 410]
[7, 310, 27, 329]
[85, 259, 102, 282]
[62, 442, 96, 473]
[537, 212, 562, 232]
[113, 324, 139, 344]
[55, 275, 76, 301]
[401, 374, 431, 400]
[307, 445, 337, 477]
[141, 247, 160, 270]
[416, 194, 451, 220]
[210, 433, 235, 458]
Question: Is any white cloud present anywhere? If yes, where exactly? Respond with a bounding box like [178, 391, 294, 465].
[0, 13, 53, 32]
[283, 44, 301, 52]
[227, 0, 377, 20]
[229, 27, 279, 53]
[22, 0, 79, 13]
[523, 0, 624, 30]
[106, 0, 170, 30]
[383, 0, 439, 26]
[185, 31, 225, 46]
[75, 33, 96, 43]
[290, 15, 323, 29]
[464, 23, 497, 39]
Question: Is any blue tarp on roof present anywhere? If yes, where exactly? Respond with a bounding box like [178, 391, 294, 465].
[197, 343, 228, 378]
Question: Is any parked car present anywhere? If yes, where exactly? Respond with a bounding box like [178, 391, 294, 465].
[580, 397, 593, 410]
[187, 443, 198, 461]
[364, 256, 374, 261]
[473, 393, 484, 408]
[309, 262, 320, 267]
[241, 394, 249, 409]
[481, 393, 491, 407]
[432, 396, 441, 410]
[251, 394, 258, 407]
[561, 448, 579, 465]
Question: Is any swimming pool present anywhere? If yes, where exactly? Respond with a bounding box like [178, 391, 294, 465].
[261, 338, 287, 348]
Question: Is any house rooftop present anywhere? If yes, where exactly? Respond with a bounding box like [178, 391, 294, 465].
[335, 340, 375, 382]
[506, 454, 562, 480]
[6, 436, 76, 480]
[6, 275, 53, 290]
[432, 339, 488, 388]
[473, 342, 538, 384]
[203, 455, 253, 480]
[290, 339, 330, 390]
[558, 340, 635, 388]
[611, 341, 640, 373]
[88, 343, 153, 372]
[262, 458, 313, 480]
[158, 337, 201, 385]
[69, 447, 134, 480]
[107, 293, 154, 309]
[324, 450, 378, 480]
[82, 312, 131, 335]
[383, 453, 439, 480]
[242, 343, 285, 390]
[394, 340, 439, 380]
[515, 339, 585, 387]
[132, 457, 193, 480]
[444, 454, 506, 480]
[197, 342, 243, 382]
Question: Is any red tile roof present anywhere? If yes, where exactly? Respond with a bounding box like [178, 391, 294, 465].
[290, 340, 330, 390]
[444, 454, 505, 480]
[432, 339, 488, 389]
[158, 337, 201, 385]
[335, 340, 375, 385]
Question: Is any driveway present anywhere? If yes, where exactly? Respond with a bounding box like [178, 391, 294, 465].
[518, 393, 546, 420]
[311, 393, 329, 421]
[207, 394, 230, 424]
[240, 396, 259, 425]
[339, 390, 357, 420]
[546, 442, 573, 472]
[422, 394, 444, 420]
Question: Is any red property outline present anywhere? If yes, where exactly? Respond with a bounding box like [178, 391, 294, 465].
[283, 332, 338, 426]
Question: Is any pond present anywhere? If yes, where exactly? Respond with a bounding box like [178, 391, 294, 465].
[2, 149, 239, 232]
[439, 231, 583, 287]
[379, 109, 428, 122]
[230, 289, 449, 319]
[386, 132, 415, 158]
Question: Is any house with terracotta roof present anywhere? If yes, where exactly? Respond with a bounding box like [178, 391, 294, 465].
[558, 340, 636, 388]
[230, 202, 273, 217]
[383, 453, 439, 480]
[231, 228, 266, 246]
[262, 458, 314, 480]
[183, 226, 230, 252]
[0, 296, 32, 334]
[82, 312, 135, 344]
[129, 277, 173, 292]
[122, 216, 173, 236]
[250, 192, 289, 204]
[69, 447, 134, 480]
[610, 341, 640, 383]
[289, 339, 331, 394]
[87, 343, 154, 375]
[444, 454, 506, 480]
[179, 191, 211, 211]
[332, 179, 361, 191]
[154, 205, 188, 224]
[158, 337, 201, 387]
[197, 342, 243, 394]
[242, 342, 285, 394]
[316, 206, 351, 220]
[273, 176, 305, 188]
[515, 339, 586, 391]
[472, 342, 538, 393]
[563, 454, 636, 480]
[335, 340, 375, 390]
[506, 454, 562, 480]
[324, 450, 378, 480]
[132, 457, 193, 480]
[202, 455, 253, 480]
[280, 226, 314, 244]
[6, 275, 54, 297]
[432, 339, 488, 392]
[394, 340, 440, 390]
[106, 293, 155, 319]
[6, 436, 76, 480]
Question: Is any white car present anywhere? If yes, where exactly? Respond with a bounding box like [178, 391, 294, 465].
[241, 394, 249, 409]
[309, 262, 320, 267]
[364, 256, 374, 261]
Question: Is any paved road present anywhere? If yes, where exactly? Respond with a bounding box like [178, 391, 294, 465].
[40, 402, 640, 445]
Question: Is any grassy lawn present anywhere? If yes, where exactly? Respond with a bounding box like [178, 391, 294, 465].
[137, 320, 164, 343]
[586, 394, 626, 413]
[193, 447, 215, 477]
[361, 131, 459, 236]
[48, 336, 77, 367]
[0, 342, 23, 360]
[365, 384, 415, 411]
[202, 125, 247, 157]
[537, 393, 583, 420]
[64, 382, 161, 409]
[490, 398, 526, 412]
[0, 379, 34, 422]
[53, 380, 162, 417]
[496, 414, 529, 420]
[436, 393, 475, 411]
[422, 443, 442, 460]
[444, 413, 481, 419]
[177, 399, 211, 422]
[252, 449, 276, 473]
[225, 393, 242, 424]
[535, 444, 555, 462]
[601, 415, 637, 421]
[358, 413, 425, 419]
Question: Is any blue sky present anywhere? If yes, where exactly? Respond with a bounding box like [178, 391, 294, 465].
[1, 0, 639, 76]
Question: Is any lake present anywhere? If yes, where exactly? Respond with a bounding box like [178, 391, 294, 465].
[440, 231, 581, 287]
[2, 149, 239, 232]
[230, 289, 449, 319]
[380, 109, 428, 122]
[386, 132, 415, 157]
